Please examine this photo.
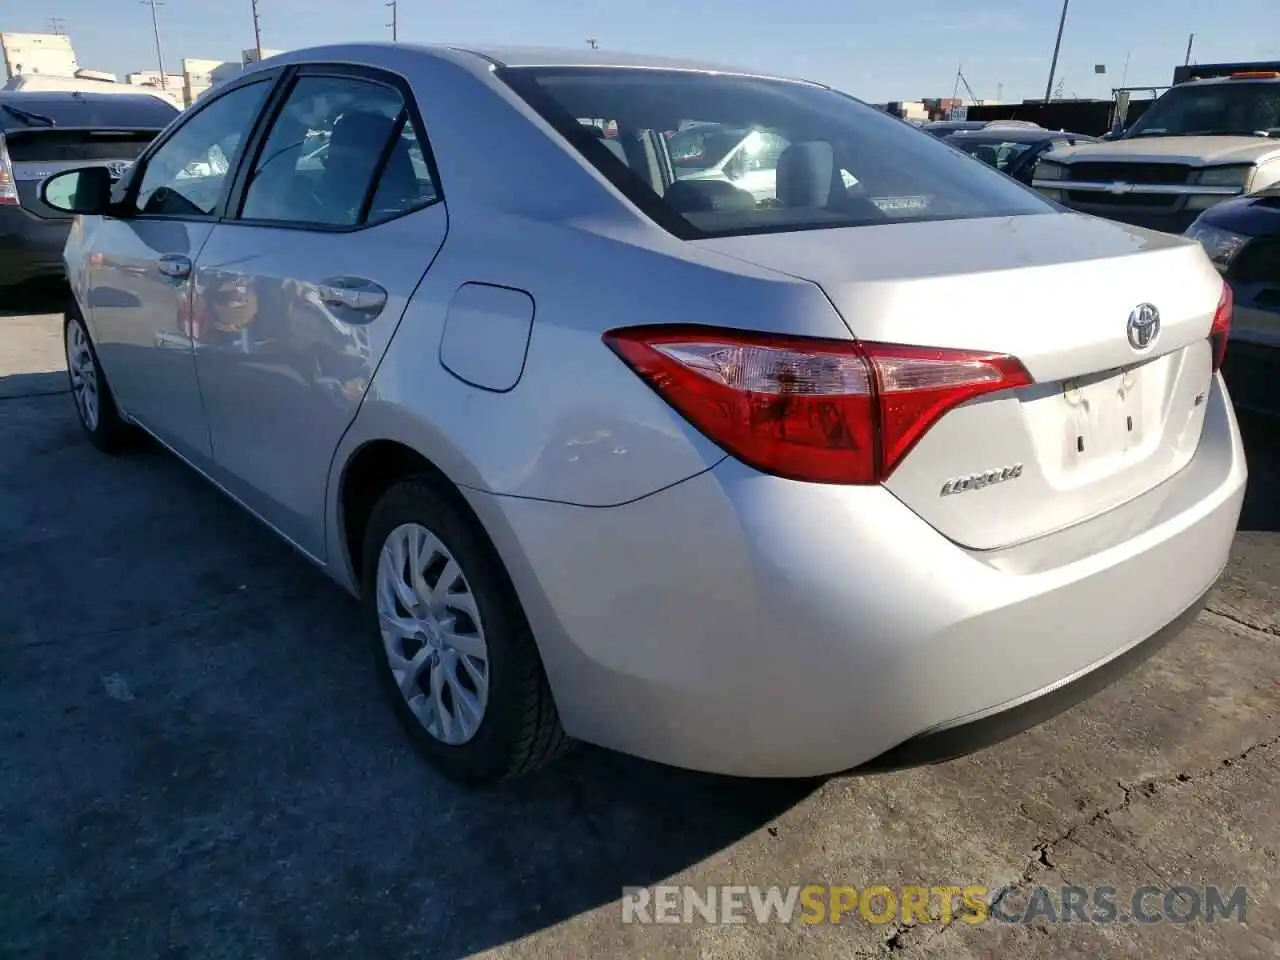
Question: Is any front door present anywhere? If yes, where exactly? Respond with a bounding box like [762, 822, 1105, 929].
[87, 78, 274, 462]
[190, 68, 446, 557]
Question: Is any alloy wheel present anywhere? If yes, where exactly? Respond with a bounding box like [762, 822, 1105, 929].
[375, 522, 491, 745]
[66, 320, 100, 432]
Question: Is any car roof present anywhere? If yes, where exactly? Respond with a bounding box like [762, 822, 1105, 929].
[0, 90, 175, 109]
[1177, 74, 1280, 87]
[0, 90, 179, 130]
[259, 42, 816, 85]
[948, 128, 1087, 143]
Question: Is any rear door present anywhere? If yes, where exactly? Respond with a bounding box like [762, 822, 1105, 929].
[84, 77, 276, 463]
[189, 64, 446, 557]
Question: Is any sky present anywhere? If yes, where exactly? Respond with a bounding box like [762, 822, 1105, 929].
[11, 0, 1280, 104]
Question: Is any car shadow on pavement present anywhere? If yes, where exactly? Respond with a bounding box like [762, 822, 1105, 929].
[0, 370, 67, 400]
[1237, 410, 1280, 533]
[0, 279, 67, 318]
[0, 420, 821, 959]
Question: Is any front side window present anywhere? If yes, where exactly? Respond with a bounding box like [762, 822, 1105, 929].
[239, 74, 437, 227]
[501, 68, 1053, 239]
[1125, 82, 1280, 138]
[133, 80, 270, 217]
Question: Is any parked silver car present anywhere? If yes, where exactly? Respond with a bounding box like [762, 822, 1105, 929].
[43, 44, 1246, 784]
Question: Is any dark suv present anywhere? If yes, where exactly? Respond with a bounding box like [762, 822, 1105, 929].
[0, 91, 178, 292]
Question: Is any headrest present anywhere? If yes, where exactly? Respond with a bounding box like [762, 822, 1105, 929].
[776, 141, 835, 207]
[330, 110, 397, 154]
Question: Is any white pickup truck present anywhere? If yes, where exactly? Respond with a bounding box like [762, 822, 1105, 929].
[1032, 72, 1280, 233]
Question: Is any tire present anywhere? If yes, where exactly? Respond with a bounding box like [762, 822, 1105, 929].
[361, 477, 572, 784]
[64, 310, 136, 454]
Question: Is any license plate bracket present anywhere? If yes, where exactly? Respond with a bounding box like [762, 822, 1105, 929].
[1061, 361, 1148, 465]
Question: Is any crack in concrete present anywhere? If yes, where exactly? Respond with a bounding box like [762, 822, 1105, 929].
[881, 734, 1280, 954]
[1203, 606, 1280, 638]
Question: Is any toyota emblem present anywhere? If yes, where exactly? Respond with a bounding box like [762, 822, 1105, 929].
[1127, 303, 1161, 351]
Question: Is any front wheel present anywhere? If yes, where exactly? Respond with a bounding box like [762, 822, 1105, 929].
[64, 311, 135, 454]
[361, 477, 572, 784]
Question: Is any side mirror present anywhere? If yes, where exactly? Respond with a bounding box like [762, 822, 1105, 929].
[39, 166, 114, 216]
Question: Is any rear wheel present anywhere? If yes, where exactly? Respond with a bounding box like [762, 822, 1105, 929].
[361, 477, 571, 784]
[64, 311, 135, 453]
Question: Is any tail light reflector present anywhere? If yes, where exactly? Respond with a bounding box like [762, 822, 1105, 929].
[0, 134, 17, 206]
[1209, 281, 1232, 373]
[604, 325, 1032, 484]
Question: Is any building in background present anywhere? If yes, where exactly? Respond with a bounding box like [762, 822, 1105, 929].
[182, 57, 224, 105]
[1, 32, 79, 79]
[241, 48, 284, 67]
[126, 69, 184, 90]
[122, 70, 184, 108]
[75, 68, 118, 83]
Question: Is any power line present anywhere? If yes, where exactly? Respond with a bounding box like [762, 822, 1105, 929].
[140, 0, 167, 90]
[386, 0, 397, 41]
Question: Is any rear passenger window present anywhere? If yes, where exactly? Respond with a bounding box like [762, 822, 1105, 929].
[366, 118, 439, 220]
[239, 74, 438, 228]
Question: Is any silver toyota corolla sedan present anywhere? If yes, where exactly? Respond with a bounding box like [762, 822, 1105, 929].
[42, 44, 1247, 784]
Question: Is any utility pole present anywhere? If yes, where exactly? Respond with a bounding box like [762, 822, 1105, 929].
[1184, 33, 1195, 66]
[386, 1, 397, 41]
[141, 0, 167, 90]
[586, 38, 599, 50]
[952, 62, 962, 101]
[47, 17, 67, 35]
[250, 0, 263, 61]
[1044, 0, 1070, 102]
[1121, 49, 1131, 88]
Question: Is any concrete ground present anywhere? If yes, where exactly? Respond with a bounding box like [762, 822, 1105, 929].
[2, 301, 1277, 959]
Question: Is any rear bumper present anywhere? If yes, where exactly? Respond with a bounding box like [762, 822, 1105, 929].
[470, 374, 1246, 778]
[858, 578, 1214, 771]
[0, 205, 71, 288]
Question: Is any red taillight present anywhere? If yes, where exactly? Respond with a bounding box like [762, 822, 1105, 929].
[604, 325, 1032, 484]
[1209, 282, 1232, 373]
[0, 133, 18, 206]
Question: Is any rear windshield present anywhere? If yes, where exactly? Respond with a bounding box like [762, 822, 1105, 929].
[0, 94, 178, 132]
[4, 130, 158, 163]
[499, 67, 1053, 239]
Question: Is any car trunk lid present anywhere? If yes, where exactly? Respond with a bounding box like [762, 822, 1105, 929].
[694, 212, 1225, 549]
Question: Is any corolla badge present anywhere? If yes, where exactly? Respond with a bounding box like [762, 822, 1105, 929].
[1127, 303, 1161, 351]
[939, 464, 1023, 497]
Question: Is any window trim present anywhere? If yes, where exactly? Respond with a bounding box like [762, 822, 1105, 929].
[224, 62, 444, 234]
[113, 70, 284, 223]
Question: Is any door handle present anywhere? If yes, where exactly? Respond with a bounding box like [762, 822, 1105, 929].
[317, 277, 387, 319]
[157, 254, 192, 279]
